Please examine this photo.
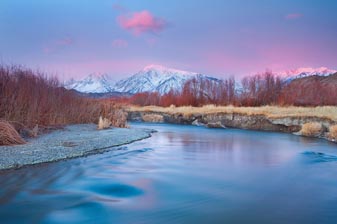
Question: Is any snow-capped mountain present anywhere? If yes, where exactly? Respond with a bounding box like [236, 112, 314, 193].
[65, 73, 114, 93]
[65, 65, 221, 94]
[65, 65, 337, 94]
[113, 65, 219, 94]
[280, 67, 337, 82]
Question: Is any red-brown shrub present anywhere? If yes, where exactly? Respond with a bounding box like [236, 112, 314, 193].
[0, 65, 126, 132]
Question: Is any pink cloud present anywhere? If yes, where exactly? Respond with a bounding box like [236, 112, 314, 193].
[117, 10, 167, 35]
[285, 13, 303, 20]
[112, 39, 128, 48]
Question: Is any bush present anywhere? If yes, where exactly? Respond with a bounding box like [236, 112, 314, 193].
[0, 65, 127, 132]
[328, 125, 337, 140]
[0, 121, 26, 145]
[300, 122, 323, 137]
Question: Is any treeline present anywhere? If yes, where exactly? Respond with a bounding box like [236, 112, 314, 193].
[125, 71, 337, 107]
[0, 65, 125, 133]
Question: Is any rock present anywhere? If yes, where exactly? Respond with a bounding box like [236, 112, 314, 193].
[206, 121, 226, 128]
[192, 119, 205, 126]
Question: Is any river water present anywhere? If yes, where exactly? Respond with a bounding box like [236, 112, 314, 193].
[1, 122, 337, 224]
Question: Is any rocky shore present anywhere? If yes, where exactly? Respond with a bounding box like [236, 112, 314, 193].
[0, 124, 155, 170]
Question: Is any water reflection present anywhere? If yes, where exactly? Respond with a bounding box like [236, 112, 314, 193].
[157, 127, 293, 166]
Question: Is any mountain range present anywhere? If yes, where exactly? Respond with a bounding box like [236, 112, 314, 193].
[65, 65, 337, 94]
[65, 65, 221, 94]
[281, 67, 337, 82]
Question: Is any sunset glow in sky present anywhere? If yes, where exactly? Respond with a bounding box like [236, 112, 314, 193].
[1, 0, 337, 80]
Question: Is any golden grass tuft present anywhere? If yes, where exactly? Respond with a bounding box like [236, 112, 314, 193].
[300, 122, 323, 137]
[142, 114, 164, 123]
[328, 125, 337, 140]
[97, 116, 111, 130]
[0, 121, 26, 146]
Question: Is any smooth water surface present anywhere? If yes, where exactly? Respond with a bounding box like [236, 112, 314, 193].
[1, 123, 337, 224]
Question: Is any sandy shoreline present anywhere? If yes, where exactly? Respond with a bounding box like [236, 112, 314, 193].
[0, 124, 155, 171]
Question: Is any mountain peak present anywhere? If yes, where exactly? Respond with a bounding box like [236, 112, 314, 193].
[65, 73, 114, 93]
[112, 65, 217, 94]
[280, 67, 337, 77]
[276, 67, 337, 83]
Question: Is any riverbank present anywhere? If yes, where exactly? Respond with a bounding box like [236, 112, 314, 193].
[128, 105, 337, 142]
[0, 124, 155, 170]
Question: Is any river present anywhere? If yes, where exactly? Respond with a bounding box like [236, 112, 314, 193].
[1, 122, 337, 224]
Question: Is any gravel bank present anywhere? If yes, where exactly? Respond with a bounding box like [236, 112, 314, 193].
[0, 124, 155, 170]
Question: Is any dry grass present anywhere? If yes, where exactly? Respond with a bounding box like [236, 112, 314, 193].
[300, 122, 323, 137]
[142, 114, 164, 123]
[0, 121, 26, 145]
[97, 116, 112, 130]
[128, 105, 337, 121]
[328, 125, 337, 140]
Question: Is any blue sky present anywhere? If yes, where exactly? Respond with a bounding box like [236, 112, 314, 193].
[0, 0, 336, 80]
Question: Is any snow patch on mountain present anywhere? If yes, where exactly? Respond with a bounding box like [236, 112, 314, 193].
[112, 65, 202, 94]
[65, 73, 115, 93]
[279, 67, 337, 81]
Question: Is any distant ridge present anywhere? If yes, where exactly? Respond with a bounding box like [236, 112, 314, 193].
[65, 65, 221, 94]
[65, 66, 337, 94]
[279, 67, 337, 82]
